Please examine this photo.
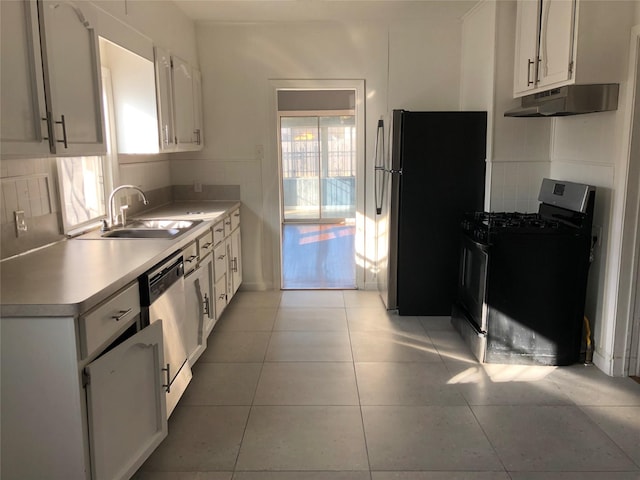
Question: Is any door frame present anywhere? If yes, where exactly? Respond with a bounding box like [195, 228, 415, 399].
[615, 25, 640, 376]
[267, 79, 366, 290]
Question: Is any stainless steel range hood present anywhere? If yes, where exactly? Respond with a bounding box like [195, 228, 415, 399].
[504, 84, 619, 117]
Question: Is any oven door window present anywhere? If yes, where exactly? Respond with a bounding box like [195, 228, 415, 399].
[460, 237, 488, 331]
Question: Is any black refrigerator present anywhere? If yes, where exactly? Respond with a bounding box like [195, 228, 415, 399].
[375, 110, 487, 315]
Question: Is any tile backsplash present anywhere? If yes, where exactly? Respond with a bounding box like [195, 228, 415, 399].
[488, 161, 550, 212]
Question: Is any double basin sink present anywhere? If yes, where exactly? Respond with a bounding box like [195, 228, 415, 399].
[78, 219, 202, 240]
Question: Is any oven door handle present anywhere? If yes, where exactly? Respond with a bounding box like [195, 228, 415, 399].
[464, 234, 490, 252]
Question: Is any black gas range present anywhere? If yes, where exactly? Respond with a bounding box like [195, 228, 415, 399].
[452, 178, 596, 366]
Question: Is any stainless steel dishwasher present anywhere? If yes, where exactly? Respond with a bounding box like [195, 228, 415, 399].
[140, 252, 192, 417]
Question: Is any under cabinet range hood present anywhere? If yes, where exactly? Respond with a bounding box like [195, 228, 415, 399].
[504, 84, 619, 117]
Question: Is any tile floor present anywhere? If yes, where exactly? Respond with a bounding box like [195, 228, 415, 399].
[134, 290, 640, 480]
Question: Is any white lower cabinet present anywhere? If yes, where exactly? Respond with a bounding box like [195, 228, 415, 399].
[212, 210, 242, 321]
[0, 281, 166, 480]
[184, 256, 213, 364]
[230, 228, 242, 296]
[214, 274, 228, 320]
[85, 321, 167, 480]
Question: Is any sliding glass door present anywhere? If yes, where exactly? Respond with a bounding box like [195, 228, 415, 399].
[280, 114, 356, 222]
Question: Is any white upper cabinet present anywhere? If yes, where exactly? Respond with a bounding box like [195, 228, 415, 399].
[513, 0, 633, 98]
[154, 46, 176, 151]
[154, 49, 203, 152]
[38, 0, 106, 155]
[1, 0, 106, 156]
[513, 0, 541, 96]
[537, 0, 575, 89]
[192, 68, 204, 147]
[1, 0, 53, 156]
[172, 55, 196, 148]
[513, 0, 575, 97]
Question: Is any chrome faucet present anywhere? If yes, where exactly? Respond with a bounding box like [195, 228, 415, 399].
[105, 185, 149, 229]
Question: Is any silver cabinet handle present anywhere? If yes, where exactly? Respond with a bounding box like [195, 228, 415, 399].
[203, 293, 210, 316]
[41, 114, 54, 150]
[162, 363, 171, 393]
[111, 308, 132, 321]
[56, 115, 69, 148]
[218, 254, 226, 260]
[202, 242, 213, 250]
[215, 228, 224, 233]
[186, 254, 198, 264]
[225, 220, 231, 226]
[41, 114, 68, 148]
[234, 212, 240, 217]
[232, 258, 238, 272]
[527, 58, 534, 86]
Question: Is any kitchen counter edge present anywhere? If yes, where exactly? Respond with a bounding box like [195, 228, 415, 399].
[0, 201, 240, 318]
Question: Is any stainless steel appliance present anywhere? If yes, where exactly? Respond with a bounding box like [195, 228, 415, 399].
[374, 110, 487, 315]
[452, 178, 596, 365]
[504, 84, 619, 117]
[140, 252, 192, 416]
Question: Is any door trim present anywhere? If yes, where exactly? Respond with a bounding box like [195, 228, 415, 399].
[614, 25, 640, 376]
[267, 79, 366, 290]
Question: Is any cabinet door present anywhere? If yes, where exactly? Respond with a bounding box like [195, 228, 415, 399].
[184, 266, 209, 364]
[0, 0, 50, 156]
[38, 0, 105, 155]
[85, 321, 167, 480]
[172, 54, 195, 147]
[154, 46, 176, 151]
[230, 228, 242, 296]
[192, 67, 204, 148]
[538, 0, 575, 88]
[513, 0, 541, 95]
[214, 273, 228, 320]
[202, 256, 217, 337]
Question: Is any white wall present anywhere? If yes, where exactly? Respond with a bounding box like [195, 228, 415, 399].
[175, 12, 467, 290]
[548, 2, 638, 374]
[461, 1, 552, 214]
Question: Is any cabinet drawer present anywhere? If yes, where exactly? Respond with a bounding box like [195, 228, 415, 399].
[213, 220, 225, 245]
[198, 229, 214, 259]
[214, 242, 227, 281]
[183, 241, 198, 275]
[230, 208, 240, 230]
[214, 275, 227, 319]
[80, 282, 140, 359]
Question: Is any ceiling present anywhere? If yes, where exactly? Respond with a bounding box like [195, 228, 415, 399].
[171, 0, 480, 24]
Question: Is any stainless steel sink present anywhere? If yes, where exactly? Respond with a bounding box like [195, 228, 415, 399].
[101, 228, 182, 238]
[76, 219, 202, 240]
[125, 219, 199, 230]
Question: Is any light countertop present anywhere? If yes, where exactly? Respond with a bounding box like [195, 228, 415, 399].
[1, 201, 239, 317]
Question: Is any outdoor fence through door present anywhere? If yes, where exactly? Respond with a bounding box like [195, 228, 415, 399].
[278, 91, 357, 289]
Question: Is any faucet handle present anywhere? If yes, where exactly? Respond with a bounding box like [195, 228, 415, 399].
[119, 205, 129, 227]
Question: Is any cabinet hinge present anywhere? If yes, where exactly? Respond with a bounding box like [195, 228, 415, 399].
[170, 59, 174, 69]
[82, 370, 91, 388]
[568, 61, 574, 76]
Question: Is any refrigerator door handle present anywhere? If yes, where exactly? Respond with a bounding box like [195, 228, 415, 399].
[374, 119, 385, 214]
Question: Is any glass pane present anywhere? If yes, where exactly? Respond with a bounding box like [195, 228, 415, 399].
[281, 116, 320, 220]
[319, 116, 356, 219]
